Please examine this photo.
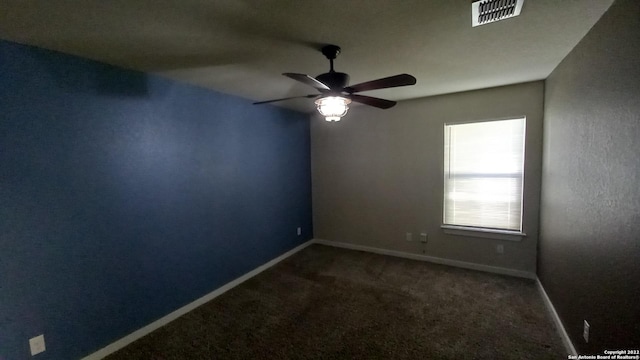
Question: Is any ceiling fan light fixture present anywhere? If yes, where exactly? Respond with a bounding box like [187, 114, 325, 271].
[315, 96, 351, 122]
[253, 45, 415, 114]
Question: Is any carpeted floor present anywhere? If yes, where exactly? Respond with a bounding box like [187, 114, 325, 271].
[106, 244, 566, 359]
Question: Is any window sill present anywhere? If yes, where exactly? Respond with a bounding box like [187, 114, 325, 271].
[441, 225, 526, 241]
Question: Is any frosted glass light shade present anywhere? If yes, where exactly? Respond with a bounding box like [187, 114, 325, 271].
[315, 96, 351, 122]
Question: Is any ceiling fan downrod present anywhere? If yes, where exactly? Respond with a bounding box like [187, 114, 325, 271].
[321, 45, 341, 73]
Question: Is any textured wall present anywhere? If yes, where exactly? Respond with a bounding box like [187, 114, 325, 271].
[0, 40, 312, 359]
[311, 81, 544, 274]
[539, 0, 640, 354]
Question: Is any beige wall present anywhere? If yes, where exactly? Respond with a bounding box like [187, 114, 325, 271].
[311, 81, 544, 274]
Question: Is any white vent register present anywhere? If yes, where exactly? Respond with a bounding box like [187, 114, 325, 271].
[472, 0, 524, 27]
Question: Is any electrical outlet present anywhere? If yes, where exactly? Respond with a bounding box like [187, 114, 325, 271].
[29, 334, 46, 356]
[420, 233, 428, 243]
[497, 244, 504, 254]
[296, 227, 301, 236]
[583, 320, 590, 343]
[405, 232, 412, 241]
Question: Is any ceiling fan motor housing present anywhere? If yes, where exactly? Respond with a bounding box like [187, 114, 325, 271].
[316, 72, 350, 92]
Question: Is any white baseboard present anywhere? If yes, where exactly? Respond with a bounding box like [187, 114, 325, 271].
[536, 278, 577, 356]
[312, 239, 536, 279]
[81, 240, 314, 360]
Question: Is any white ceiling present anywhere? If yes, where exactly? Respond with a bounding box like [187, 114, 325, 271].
[0, 0, 613, 112]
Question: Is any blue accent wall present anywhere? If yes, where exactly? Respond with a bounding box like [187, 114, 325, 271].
[0, 40, 313, 359]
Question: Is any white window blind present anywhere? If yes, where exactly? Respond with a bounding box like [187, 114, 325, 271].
[444, 118, 525, 231]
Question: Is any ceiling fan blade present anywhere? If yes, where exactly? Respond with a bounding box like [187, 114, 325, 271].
[283, 73, 331, 90]
[253, 94, 319, 105]
[348, 94, 397, 109]
[345, 74, 416, 93]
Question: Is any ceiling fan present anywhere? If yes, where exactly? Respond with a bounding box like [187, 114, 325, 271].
[253, 45, 417, 121]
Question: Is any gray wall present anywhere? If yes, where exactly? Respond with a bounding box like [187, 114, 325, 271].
[539, 0, 640, 353]
[311, 81, 544, 274]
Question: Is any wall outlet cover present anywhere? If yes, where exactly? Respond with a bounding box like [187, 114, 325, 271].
[420, 233, 428, 243]
[406, 232, 412, 241]
[297, 227, 301, 236]
[29, 334, 46, 356]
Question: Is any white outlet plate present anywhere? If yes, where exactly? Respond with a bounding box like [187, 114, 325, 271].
[29, 334, 46, 356]
[583, 320, 590, 343]
[406, 232, 412, 241]
[420, 233, 428, 243]
[296, 227, 301, 236]
[497, 244, 504, 254]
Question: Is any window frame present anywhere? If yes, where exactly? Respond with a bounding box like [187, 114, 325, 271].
[441, 116, 528, 241]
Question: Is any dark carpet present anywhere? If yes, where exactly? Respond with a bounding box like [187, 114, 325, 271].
[106, 244, 566, 359]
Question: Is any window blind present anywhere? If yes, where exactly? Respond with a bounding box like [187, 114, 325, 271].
[443, 118, 525, 231]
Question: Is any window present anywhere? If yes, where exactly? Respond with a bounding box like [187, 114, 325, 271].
[443, 118, 525, 232]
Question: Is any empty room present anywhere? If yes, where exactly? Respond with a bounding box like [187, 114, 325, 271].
[1, 0, 638, 359]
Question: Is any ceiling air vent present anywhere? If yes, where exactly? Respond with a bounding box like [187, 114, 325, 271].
[472, 0, 524, 27]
